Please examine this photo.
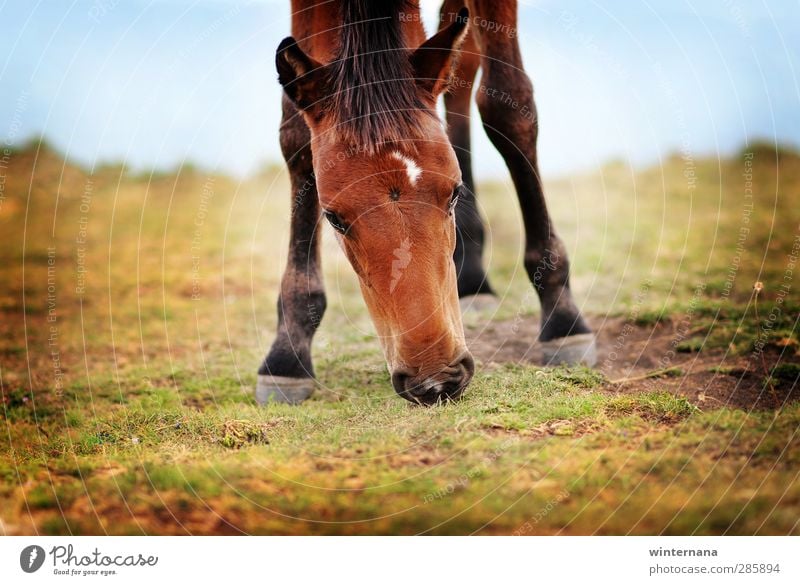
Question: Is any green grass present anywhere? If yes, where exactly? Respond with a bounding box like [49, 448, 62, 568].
[0, 141, 798, 534]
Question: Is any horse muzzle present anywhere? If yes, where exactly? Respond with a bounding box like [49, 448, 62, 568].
[391, 351, 475, 405]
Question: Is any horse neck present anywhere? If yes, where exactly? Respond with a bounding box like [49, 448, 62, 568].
[289, 0, 426, 63]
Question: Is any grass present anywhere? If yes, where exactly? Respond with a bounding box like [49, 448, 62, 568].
[0, 139, 798, 534]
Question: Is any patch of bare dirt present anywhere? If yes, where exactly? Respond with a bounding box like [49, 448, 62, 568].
[466, 314, 800, 410]
[483, 418, 604, 440]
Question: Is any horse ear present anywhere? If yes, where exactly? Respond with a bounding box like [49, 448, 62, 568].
[276, 37, 327, 114]
[410, 7, 470, 99]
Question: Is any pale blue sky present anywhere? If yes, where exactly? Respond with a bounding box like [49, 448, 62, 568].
[1, 0, 798, 178]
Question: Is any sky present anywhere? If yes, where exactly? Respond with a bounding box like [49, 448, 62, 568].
[1, 0, 799, 179]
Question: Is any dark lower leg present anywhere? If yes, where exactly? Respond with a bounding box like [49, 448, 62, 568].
[259, 97, 326, 380]
[447, 104, 494, 297]
[475, 51, 590, 341]
[441, 2, 492, 297]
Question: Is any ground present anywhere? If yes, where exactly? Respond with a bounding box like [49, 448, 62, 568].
[0, 139, 798, 535]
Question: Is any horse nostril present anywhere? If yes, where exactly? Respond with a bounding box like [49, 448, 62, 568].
[454, 351, 476, 382]
[391, 369, 415, 397]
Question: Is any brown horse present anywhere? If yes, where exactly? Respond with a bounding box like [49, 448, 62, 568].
[257, 0, 595, 406]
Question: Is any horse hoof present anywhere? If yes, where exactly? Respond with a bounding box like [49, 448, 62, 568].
[539, 333, 597, 367]
[255, 375, 315, 405]
[459, 293, 499, 314]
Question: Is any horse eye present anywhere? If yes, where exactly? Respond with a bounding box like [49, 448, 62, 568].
[449, 185, 464, 213]
[323, 210, 348, 234]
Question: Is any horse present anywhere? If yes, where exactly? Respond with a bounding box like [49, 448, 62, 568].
[257, 0, 596, 406]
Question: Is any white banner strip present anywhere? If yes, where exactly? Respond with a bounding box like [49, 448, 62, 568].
[1, 536, 797, 584]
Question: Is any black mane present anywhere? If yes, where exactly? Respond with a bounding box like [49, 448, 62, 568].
[326, 0, 433, 151]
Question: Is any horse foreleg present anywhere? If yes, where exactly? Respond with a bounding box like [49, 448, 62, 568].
[440, 0, 493, 301]
[469, 0, 595, 365]
[257, 96, 326, 403]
